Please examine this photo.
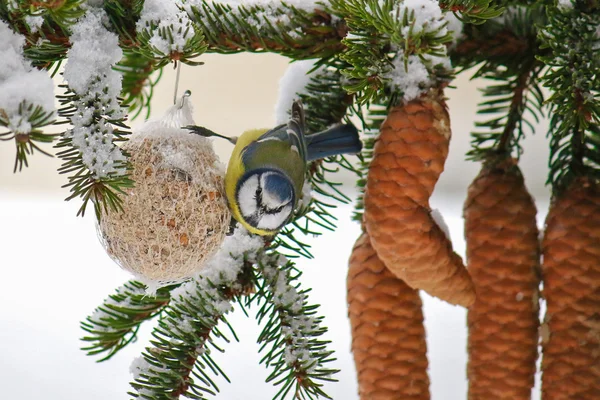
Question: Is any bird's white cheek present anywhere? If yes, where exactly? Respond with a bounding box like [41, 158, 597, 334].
[238, 175, 259, 216]
[261, 186, 292, 209]
[257, 204, 293, 230]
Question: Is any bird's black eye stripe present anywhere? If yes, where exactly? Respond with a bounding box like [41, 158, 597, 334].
[264, 205, 285, 215]
[254, 176, 263, 203]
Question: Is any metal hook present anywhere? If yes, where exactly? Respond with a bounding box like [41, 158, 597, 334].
[178, 90, 192, 109]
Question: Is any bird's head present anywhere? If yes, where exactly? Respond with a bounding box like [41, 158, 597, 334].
[235, 168, 296, 236]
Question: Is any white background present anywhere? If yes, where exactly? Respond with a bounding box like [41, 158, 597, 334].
[0, 53, 551, 399]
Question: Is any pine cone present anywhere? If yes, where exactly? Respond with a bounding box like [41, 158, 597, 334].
[363, 89, 475, 307]
[348, 233, 430, 400]
[463, 159, 540, 400]
[541, 179, 600, 400]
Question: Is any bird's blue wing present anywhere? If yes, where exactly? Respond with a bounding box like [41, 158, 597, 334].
[241, 101, 309, 165]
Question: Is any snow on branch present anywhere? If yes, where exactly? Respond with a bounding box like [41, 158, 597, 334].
[256, 253, 338, 399]
[186, 0, 326, 16]
[0, 20, 55, 138]
[337, 0, 462, 103]
[275, 60, 325, 125]
[57, 6, 134, 217]
[62, 7, 127, 179]
[136, 0, 206, 65]
[383, 0, 461, 102]
[129, 228, 264, 398]
[137, 0, 195, 56]
[185, 0, 344, 59]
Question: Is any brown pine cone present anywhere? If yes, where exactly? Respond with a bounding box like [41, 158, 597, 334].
[348, 233, 430, 400]
[363, 89, 475, 307]
[541, 179, 600, 400]
[463, 158, 541, 400]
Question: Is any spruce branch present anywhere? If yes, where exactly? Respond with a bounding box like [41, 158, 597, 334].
[466, 7, 545, 160]
[2, 2, 74, 69]
[452, 23, 526, 71]
[0, 17, 57, 172]
[7, 0, 86, 29]
[185, 0, 345, 59]
[55, 7, 135, 218]
[104, 0, 145, 47]
[460, 6, 547, 162]
[128, 229, 264, 399]
[129, 282, 236, 399]
[0, 103, 56, 172]
[2, 0, 541, 71]
[136, 0, 207, 68]
[255, 253, 339, 400]
[56, 84, 133, 219]
[81, 280, 173, 362]
[439, 0, 505, 24]
[116, 50, 162, 120]
[452, 5, 547, 71]
[333, 0, 456, 104]
[539, 5, 600, 190]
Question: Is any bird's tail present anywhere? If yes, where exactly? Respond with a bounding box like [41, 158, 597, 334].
[305, 123, 362, 161]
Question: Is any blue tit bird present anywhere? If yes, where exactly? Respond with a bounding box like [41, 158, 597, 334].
[186, 101, 362, 236]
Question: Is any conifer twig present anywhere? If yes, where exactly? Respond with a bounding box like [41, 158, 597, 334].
[81, 280, 173, 362]
[255, 253, 339, 400]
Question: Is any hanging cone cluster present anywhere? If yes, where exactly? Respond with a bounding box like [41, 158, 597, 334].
[541, 179, 600, 400]
[348, 233, 429, 400]
[363, 89, 475, 307]
[463, 158, 540, 400]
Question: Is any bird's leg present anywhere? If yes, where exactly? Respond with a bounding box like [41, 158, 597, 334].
[226, 216, 237, 236]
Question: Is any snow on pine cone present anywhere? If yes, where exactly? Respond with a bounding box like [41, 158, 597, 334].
[540, 179, 600, 400]
[363, 88, 475, 307]
[463, 158, 541, 400]
[97, 100, 231, 290]
[348, 233, 430, 400]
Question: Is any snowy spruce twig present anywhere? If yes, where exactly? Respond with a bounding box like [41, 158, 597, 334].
[0, 20, 56, 172]
[81, 280, 173, 362]
[256, 253, 338, 400]
[539, 3, 600, 188]
[122, 221, 343, 400]
[56, 6, 133, 218]
[466, 6, 545, 162]
[334, 0, 462, 104]
[136, 0, 206, 67]
[185, 0, 345, 59]
[129, 228, 264, 399]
